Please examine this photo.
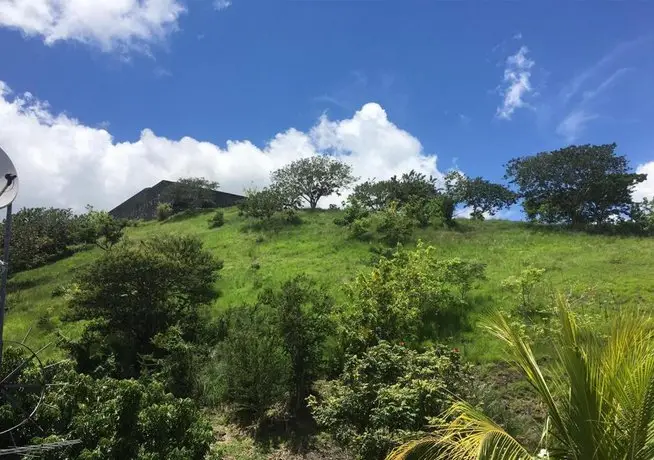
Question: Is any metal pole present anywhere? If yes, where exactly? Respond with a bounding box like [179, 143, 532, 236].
[0, 203, 13, 369]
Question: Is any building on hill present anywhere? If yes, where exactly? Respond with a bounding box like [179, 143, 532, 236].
[109, 180, 244, 220]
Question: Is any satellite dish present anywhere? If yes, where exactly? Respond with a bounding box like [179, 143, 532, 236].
[0, 146, 18, 209]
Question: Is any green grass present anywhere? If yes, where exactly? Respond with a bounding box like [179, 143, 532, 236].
[5, 207, 654, 361]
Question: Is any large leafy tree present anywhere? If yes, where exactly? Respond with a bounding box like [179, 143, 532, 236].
[505, 143, 646, 226]
[387, 298, 654, 460]
[445, 172, 517, 220]
[66, 234, 222, 379]
[271, 156, 356, 209]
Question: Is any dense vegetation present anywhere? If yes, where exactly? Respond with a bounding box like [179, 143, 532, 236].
[2, 143, 654, 459]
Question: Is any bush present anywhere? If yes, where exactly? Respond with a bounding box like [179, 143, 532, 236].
[208, 209, 225, 228]
[65, 234, 223, 380]
[209, 277, 334, 426]
[350, 217, 373, 241]
[334, 199, 369, 227]
[340, 242, 485, 352]
[308, 342, 473, 460]
[210, 304, 291, 424]
[157, 202, 174, 221]
[375, 202, 413, 246]
[78, 208, 126, 250]
[0, 350, 213, 459]
[1, 207, 82, 271]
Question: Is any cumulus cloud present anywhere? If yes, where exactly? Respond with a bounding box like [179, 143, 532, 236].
[496, 46, 535, 120]
[633, 161, 654, 202]
[0, 81, 441, 211]
[0, 0, 185, 52]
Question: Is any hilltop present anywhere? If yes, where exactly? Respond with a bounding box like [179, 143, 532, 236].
[6, 207, 654, 362]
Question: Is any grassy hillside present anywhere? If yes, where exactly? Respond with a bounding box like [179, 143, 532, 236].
[6, 207, 654, 361]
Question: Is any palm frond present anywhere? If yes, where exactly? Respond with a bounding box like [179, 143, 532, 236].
[386, 402, 532, 460]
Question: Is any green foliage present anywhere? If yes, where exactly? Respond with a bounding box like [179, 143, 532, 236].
[1, 352, 213, 460]
[1, 207, 81, 271]
[161, 177, 220, 213]
[501, 267, 547, 316]
[350, 217, 374, 241]
[308, 342, 473, 460]
[239, 186, 291, 220]
[350, 180, 394, 211]
[350, 171, 439, 211]
[388, 298, 654, 460]
[505, 143, 646, 226]
[375, 201, 414, 246]
[65, 234, 222, 379]
[258, 276, 335, 416]
[156, 202, 174, 221]
[210, 277, 334, 425]
[211, 304, 291, 423]
[271, 156, 356, 209]
[78, 207, 127, 250]
[446, 172, 516, 220]
[334, 199, 370, 226]
[340, 242, 485, 352]
[629, 197, 654, 234]
[209, 209, 225, 228]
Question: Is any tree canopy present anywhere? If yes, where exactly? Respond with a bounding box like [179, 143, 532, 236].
[505, 143, 646, 226]
[271, 156, 356, 209]
[445, 172, 517, 220]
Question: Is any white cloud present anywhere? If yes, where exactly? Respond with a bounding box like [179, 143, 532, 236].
[0, 81, 441, 211]
[633, 161, 654, 202]
[0, 0, 185, 52]
[555, 109, 598, 142]
[496, 46, 535, 120]
[213, 0, 232, 10]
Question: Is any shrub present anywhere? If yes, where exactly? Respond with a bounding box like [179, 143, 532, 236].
[334, 199, 370, 227]
[0, 349, 213, 459]
[79, 208, 126, 250]
[211, 304, 291, 424]
[375, 202, 413, 246]
[209, 277, 334, 425]
[308, 342, 473, 460]
[65, 234, 223, 379]
[340, 242, 485, 352]
[1, 207, 81, 271]
[349, 217, 373, 241]
[157, 202, 174, 221]
[208, 209, 225, 228]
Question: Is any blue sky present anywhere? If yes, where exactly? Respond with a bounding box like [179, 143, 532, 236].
[0, 1, 652, 212]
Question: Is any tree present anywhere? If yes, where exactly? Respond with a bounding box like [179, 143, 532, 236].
[66, 234, 222, 379]
[78, 207, 127, 250]
[446, 173, 517, 220]
[387, 297, 654, 460]
[257, 276, 334, 416]
[271, 156, 356, 209]
[211, 277, 334, 424]
[308, 342, 472, 460]
[161, 177, 220, 213]
[1, 207, 80, 271]
[0, 353, 213, 460]
[350, 171, 439, 211]
[505, 144, 646, 226]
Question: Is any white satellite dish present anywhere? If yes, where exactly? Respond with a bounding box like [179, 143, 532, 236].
[0, 146, 18, 209]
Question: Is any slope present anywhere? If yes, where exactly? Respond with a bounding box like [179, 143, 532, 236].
[5, 207, 654, 361]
